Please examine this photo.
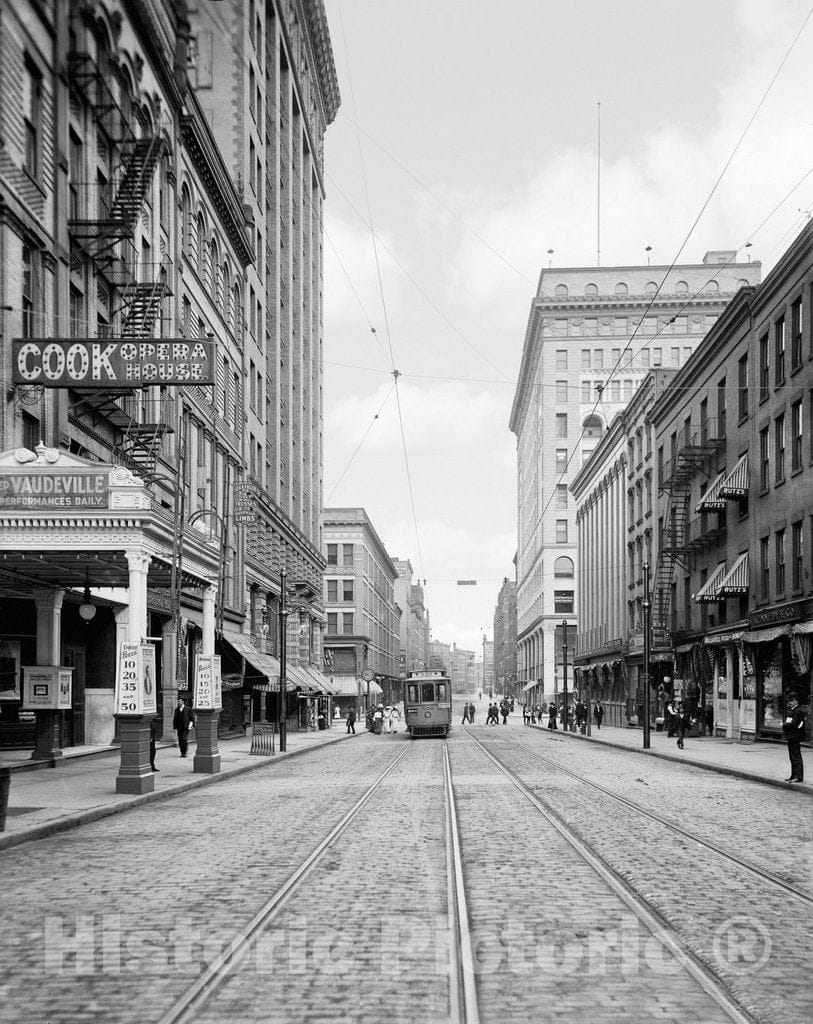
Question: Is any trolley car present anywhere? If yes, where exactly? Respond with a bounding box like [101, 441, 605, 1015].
[403, 670, 452, 737]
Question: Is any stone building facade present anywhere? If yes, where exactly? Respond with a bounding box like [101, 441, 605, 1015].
[493, 576, 517, 699]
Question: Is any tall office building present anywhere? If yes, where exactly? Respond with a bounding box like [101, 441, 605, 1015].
[191, 0, 340, 666]
[509, 253, 761, 694]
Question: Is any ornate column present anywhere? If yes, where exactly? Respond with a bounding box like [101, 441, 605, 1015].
[115, 550, 154, 795]
[31, 588, 65, 761]
[193, 582, 220, 774]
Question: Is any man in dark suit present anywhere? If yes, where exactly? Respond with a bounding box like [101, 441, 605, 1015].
[173, 698, 195, 757]
[783, 692, 807, 783]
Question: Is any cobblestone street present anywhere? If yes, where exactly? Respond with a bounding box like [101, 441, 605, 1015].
[1, 714, 810, 1023]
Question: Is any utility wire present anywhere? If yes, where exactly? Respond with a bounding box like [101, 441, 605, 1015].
[325, 382, 395, 503]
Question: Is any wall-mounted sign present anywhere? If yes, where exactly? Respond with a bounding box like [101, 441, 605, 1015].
[233, 484, 256, 524]
[0, 469, 109, 509]
[23, 666, 73, 710]
[115, 641, 157, 715]
[12, 339, 215, 387]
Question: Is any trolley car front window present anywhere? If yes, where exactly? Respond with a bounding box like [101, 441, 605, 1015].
[436, 683, 448, 701]
[421, 683, 435, 702]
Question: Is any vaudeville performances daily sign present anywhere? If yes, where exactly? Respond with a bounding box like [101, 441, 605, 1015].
[11, 338, 215, 387]
[0, 469, 109, 509]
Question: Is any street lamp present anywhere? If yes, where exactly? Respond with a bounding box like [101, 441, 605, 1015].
[278, 568, 288, 752]
[642, 560, 651, 749]
[561, 619, 569, 733]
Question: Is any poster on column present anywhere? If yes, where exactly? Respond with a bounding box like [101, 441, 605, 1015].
[140, 644, 157, 715]
[193, 655, 214, 710]
[22, 666, 73, 709]
[212, 655, 222, 711]
[115, 641, 143, 714]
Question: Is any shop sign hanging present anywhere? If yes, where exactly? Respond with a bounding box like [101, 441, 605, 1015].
[22, 666, 73, 710]
[12, 339, 215, 387]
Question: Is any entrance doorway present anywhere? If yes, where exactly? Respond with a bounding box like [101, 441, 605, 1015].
[62, 645, 86, 747]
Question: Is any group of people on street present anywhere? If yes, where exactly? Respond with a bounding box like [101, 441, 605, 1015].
[366, 704, 400, 734]
[523, 699, 603, 733]
[461, 701, 477, 724]
[462, 698, 513, 725]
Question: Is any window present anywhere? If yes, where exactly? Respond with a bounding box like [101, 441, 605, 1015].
[611, 348, 621, 365]
[623, 379, 632, 400]
[556, 519, 568, 543]
[407, 683, 419, 703]
[327, 612, 338, 634]
[791, 297, 802, 370]
[775, 413, 785, 483]
[421, 683, 435, 702]
[738, 354, 749, 421]
[717, 377, 727, 439]
[342, 543, 354, 566]
[556, 448, 568, 472]
[653, 348, 662, 367]
[792, 521, 803, 590]
[759, 426, 770, 491]
[554, 591, 574, 614]
[775, 317, 786, 387]
[23, 57, 42, 178]
[327, 579, 338, 601]
[22, 247, 35, 337]
[639, 348, 650, 368]
[593, 348, 603, 368]
[700, 398, 708, 444]
[327, 544, 338, 566]
[671, 347, 680, 367]
[555, 350, 567, 369]
[759, 335, 769, 401]
[760, 537, 769, 599]
[610, 381, 620, 402]
[556, 484, 568, 508]
[556, 414, 567, 437]
[342, 612, 354, 635]
[776, 529, 786, 594]
[554, 556, 574, 578]
[581, 381, 591, 402]
[342, 579, 354, 602]
[791, 399, 803, 473]
[581, 349, 591, 368]
[556, 380, 568, 403]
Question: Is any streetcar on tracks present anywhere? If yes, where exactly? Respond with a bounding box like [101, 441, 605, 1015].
[403, 670, 452, 737]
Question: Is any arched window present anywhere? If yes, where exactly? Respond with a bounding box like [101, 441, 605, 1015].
[210, 238, 220, 301]
[555, 283, 568, 298]
[222, 261, 231, 325]
[614, 282, 628, 297]
[583, 414, 603, 438]
[675, 280, 689, 296]
[585, 283, 598, 297]
[232, 282, 242, 334]
[196, 212, 206, 277]
[554, 556, 574, 578]
[737, 278, 750, 289]
[180, 187, 192, 259]
[704, 280, 719, 294]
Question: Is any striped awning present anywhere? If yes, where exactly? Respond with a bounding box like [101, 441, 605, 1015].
[694, 562, 728, 604]
[718, 453, 748, 498]
[718, 552, 749, 596]
[695, 471, 727, 512]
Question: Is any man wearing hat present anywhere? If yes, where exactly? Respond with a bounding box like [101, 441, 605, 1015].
[782, 692, 807, 783]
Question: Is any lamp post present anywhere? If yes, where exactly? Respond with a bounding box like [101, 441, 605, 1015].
[278, 569, 288, 752]
[642, 560, 651, 749]
[561, 619, 569, 733]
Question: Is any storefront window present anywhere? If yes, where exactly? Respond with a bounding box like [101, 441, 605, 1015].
[760, 642, 784, 732]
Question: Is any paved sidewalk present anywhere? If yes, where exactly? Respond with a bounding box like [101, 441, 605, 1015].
[526, 718, 811, 792]
[0, 725, 356, 852]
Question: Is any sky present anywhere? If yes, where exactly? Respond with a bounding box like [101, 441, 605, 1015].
[320, 0, 813, 655]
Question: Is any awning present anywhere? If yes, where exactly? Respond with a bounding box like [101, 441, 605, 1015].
[522, 681, 538, 693]
[793, 620, 813, 635]
[329, 674, 362, 697]
[717, 552, 748, 597]
[694, 562, 728, 603]
[303, 665, 333, 695]
[743, 625, 791, 644]
[220, 632, 290, 691]
[285, 662, 320, 694]
[695, 471, 727, 513]
[718, 453, 748, 499]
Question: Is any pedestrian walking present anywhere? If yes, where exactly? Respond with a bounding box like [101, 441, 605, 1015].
[172, 698, 194, 757]
[462, 702, 472, 725]
[488, 702, 498, 725]
[500, 699, 509, 724]
[149, 715, 160, 771]
[676, 701, 690, 749]
[468, 701, 476, 724]
[783, 692, 807, 782]
[373, 705, 384, 734]
[383, 705, 393, 733]
[704, 703, 714, 736]
[665, 697, 678, 737]
[523, 705, 529, 725]
[346, 706, 356, 734]
[547, 701, 557, 730]
[391, 706, 401, 733]
[593, 700, 603, 729]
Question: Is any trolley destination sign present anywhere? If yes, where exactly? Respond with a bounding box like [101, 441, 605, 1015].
[12, 338, 215, 387]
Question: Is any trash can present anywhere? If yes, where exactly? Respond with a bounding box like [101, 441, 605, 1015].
[655, 717, 665, 732]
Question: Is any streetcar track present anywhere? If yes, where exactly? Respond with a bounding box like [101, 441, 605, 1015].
[483, 729, 813, 907]
[463, 729, 759, 1024]
[154, 743, 414, 1024]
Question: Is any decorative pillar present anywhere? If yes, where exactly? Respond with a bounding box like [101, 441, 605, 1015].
[31, 588, 65, 761]
[116, 550, 154, 795]
[193, 582, 220, 774]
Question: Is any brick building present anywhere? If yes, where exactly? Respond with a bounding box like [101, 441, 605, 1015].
[493, 576, 518, 699]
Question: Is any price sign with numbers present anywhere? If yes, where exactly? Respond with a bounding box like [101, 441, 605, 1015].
[115, 641, 142, 715]
[140, 643, 157, 715]
[194, 655, 214, 710]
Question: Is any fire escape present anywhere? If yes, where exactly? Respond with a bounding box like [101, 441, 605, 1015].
[652, 428, 724, 645]
[66, 48, 172, 482]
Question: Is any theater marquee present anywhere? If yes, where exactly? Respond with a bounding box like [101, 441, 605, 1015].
[12, 338, 215, 387]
